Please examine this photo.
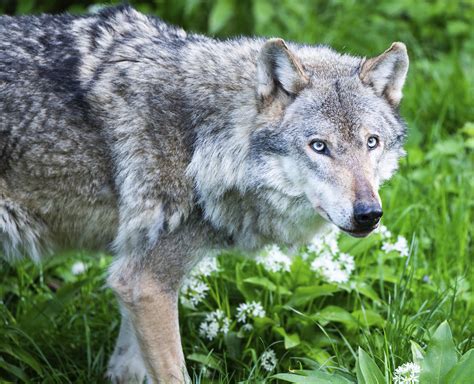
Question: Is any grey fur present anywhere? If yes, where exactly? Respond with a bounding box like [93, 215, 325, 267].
[0, 6, 408, 382]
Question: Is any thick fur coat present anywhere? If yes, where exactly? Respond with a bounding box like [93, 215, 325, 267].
[0, 6, 408, 383]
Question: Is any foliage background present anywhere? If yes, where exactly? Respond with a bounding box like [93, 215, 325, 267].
[0, 0, 473, 383]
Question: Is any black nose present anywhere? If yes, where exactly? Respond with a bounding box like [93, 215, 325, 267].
[354, 201, 383, 227]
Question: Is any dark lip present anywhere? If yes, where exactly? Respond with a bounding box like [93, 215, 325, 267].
[315, 206, 378, 238]
[338, 225, 378, 238]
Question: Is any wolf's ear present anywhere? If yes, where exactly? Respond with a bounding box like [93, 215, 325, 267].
[257, 38, 309, 100]
[360, 42, 409, 107]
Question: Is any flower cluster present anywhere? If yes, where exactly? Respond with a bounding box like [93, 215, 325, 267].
[256, 244, 292, 273]
[310, 250, 355, 284]
[382, 235, 409, 257]
[182, 222, 411, 376]
[180, 278, 209, 309]
[307, 225, 340, 256]
[376, 224, 392, 240]
[71, 261, 87, 275]
[260, 349, 278, 372]
[180, 256, 219, 309]
[189, 255, 220, 278]
[393, 362, 421, 384]
[306, 227, 355, 284]
[199, 309, 231, 340]
[236, 301, 266, 331]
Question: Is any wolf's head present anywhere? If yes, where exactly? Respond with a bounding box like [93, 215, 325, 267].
[252, 39, 408, 237]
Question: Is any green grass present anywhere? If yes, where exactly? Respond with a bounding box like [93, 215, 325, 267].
[1, 0, 473, 383]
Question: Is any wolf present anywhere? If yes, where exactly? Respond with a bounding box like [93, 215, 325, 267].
[0, 5, 408, 383]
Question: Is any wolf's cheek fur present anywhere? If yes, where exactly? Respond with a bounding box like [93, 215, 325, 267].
[376, 148, 405, 184]
[303, 178, 354, 229]
[259, 155, 353, 230]
[269, 154, 354, 229]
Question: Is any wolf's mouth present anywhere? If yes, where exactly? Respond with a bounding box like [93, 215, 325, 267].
[338, 224, 379, 238]
[341, 228, 373, 238]
[315, 207, 378, 238]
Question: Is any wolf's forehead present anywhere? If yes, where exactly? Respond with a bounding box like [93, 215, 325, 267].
[297, 81, 378, 136]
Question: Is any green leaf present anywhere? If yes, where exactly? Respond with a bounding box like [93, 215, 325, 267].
[273, 370, 354, 383]
[351, 309, 385, 328]
[187, 353, 223, 374]
[224, 331, 241, 360]
[0, 343, 43, 375]
[356, 348, 385, 384]
[0, 358, 30, 381]
[419, 321, 458, 384]
[352, 281, 382, 303]
[410, 340, 425, 365]
[287, 284, 340, 306]
[303, 348, 332, 367]
[312, 306, 358, 328]
[273, 327, 301, 349]
[19, 279, 90, 329]
[243, 276, 277, 291]
[235, 264, 255, 300]
[208, 0, 234, 34]
[272, 373, 322, 383]
[445, 349, 474, 384]
[296, 370, 355, 383]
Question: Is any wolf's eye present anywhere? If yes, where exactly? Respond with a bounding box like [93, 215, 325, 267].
[310, 140, 326, 153]
[367, 136, 379, 149]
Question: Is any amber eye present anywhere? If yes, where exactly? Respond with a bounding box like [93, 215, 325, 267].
[310, 140, 326, 153]
[367, 136, 379, 149]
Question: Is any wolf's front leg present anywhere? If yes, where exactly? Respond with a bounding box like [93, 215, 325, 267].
[108, 259, 191, 384]
[107, 304, 148, 383]
[132, 282, 189, 384]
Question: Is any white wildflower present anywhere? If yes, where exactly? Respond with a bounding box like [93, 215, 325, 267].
[71, 261, 86, 275]
[260, 349, 277, 372]
[190, 256, 220, 278]
[382, 235, 409, 257]
[180, 277, 209, 308]
[242, 323, 254, 332]
[375, 224, 392, 239]
[199, 310, 230, 340]
[256, 244, 292, 273]
[236, 301, 266, 323]
[307, 242, 324, 255]
[310, 250, 355, 284]
[308, 226, 340, 255]
[339, 252, 355, 274]
[393, 362, 420, 384]
[310, 250, 334, 271]
[180, 256, 219, 308]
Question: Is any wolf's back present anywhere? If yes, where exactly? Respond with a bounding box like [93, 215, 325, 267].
[0, 12, 88, 152]
[0, 12, 119, 261]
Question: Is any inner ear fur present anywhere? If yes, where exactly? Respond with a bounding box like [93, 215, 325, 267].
[257, 38, 309, 101]
[360, 42, 409, 107]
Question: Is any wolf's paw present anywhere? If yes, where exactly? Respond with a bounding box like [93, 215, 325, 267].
[107, 344, 148, 384]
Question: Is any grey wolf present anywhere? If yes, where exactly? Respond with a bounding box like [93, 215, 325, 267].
[0, 5, 408, 383]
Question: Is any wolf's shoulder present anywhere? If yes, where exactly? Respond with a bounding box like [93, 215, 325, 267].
[79, 5, 202, 45]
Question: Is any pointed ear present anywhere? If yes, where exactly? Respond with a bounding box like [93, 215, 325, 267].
[257, 38, 309, 100]
[360, 42, 409, 107]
